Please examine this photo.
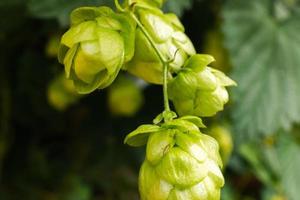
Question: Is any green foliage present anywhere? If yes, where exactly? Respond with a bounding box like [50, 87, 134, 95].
[223, 0, 300, 137]
[163, 0, 193, 16]
[28, 0, 114, 25]
[238, 130, 300, 200]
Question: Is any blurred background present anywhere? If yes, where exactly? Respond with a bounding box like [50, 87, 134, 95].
[1, 0, 300, 199]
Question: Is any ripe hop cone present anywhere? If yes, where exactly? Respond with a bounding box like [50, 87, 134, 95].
[58, 6, 136, 94]
[125, 4, 195, 84]
[124, 116, 224, 200]
[169, 54, 236, 117]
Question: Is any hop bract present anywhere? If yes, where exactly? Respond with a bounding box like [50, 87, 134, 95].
[125, 6, 195, 84]
[58, 6, 135, 94]
[168, 54, 236, 117]
[124, 116, 224, 200]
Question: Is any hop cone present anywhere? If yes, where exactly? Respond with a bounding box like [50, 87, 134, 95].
[169, 54, 236, 117]
[125, 6, 195, 84]
[107, 75, 144, 117]
[58, 6, 135, 94]
[125, 116, 224, 200]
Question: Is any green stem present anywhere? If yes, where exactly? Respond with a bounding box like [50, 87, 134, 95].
[114, 0, 125, 12]
[163, 62, 170, 112]
[129, 12, 171, 113]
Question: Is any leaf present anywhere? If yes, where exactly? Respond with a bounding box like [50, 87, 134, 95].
[277, 133, 300, 200]
[239, 143, 276, 187]
[27, 0, 114, 26]
[124, 124, 161, 147]
[162, 118, 199, 132]
[178, 116, 206, 128]
[163, 0, 193, 17]
[238, 131, 300, 200]
[223, 0, 300, 137]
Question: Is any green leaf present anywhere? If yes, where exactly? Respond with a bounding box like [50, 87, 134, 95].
[70, 6, 113, 26]
[239, 143, 276, 187]
[162, 118, 200, 132]
[27, 0, 114, 26]
[277, 133, 300, 200]
[163, 0, 193, 17]
[184, 54, 215, 72]
[124, 124, 161, 147]
[178, 116, 206, 128]
[223, 0, 300, 137]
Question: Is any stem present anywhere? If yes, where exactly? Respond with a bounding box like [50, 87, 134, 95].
[129, 12, 171, 113]
[114, 0, 125, 12]
[163, 62, 170, 112]
[129, 13, 167, 64]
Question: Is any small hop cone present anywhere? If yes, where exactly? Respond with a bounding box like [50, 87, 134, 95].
[47, 72, 82, 111]
[125, 6, 195, 84]
[107, 75, 144, 117]
[125, 117, 224, 200]
[58, 6, 136, 94]
[169, 54, 236, 117]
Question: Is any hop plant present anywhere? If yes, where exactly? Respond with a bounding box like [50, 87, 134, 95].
[58, 0, 236, 199]
[168, 54, 236, 117]
[58, 6, 136, 94]
[125, 116, 224, 200]
[125, 3, 195, 84]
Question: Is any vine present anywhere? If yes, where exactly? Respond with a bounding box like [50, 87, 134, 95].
[58, 0, 236, 199]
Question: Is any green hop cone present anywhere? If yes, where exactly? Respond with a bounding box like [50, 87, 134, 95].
[168, 54, 236, 117]
[47, 72, 82, 111]
[124, 116, 224, 200]
[107, 75, 144, 117]
[58, 6, 136, 94]
[125, 6, 195, 84]
[207, 124, 233, 166]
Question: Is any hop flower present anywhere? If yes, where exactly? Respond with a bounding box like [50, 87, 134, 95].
[168, 54, 236, 117]
[125, 6, 195, 84]
[107, 75, 144, 117]
[58, 6, 136, 94]
[47, 72, 82, 111]
[124, 116, 224, 200]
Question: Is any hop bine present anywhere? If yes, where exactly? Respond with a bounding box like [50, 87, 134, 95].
[58, 0, 237, 199]
[124, 116, 224, 200]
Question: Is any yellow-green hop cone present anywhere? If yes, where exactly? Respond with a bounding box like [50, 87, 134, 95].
[125, 7, 195, 84]
[107, 75, 144, 117]
[124, 116, 224, 200]
[47, 72, 82, 111]
[58, 6, 136, 94]
[169, 54, 236, 117]
[207, 125, 233, 166]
